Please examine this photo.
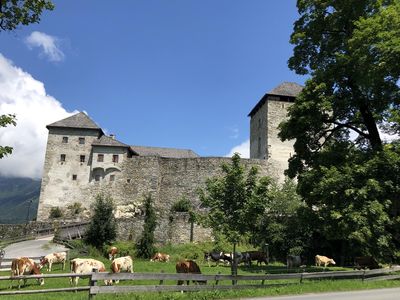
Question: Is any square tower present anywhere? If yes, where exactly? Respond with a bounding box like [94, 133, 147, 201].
[248, 82, 303, 178]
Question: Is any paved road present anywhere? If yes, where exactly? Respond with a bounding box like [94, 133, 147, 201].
[241, 287, 400, 300]
[3, 235, 68, 258]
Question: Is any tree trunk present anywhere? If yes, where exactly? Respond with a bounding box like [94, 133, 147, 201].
[358, 102, 382, 152]
[231, 242, 237, 285]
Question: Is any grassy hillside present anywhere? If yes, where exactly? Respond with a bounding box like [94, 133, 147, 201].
[0, 177, 41, 224]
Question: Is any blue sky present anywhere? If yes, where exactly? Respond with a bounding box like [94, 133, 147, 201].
[0, 0, 305, 178]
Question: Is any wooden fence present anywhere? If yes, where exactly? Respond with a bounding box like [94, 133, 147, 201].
[0, 266, 399, 298]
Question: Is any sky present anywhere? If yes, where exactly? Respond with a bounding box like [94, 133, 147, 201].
[0, 0, 305, 179]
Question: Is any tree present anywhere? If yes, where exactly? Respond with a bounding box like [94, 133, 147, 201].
[199, 153, 272, 277]
[85, 194, 117, 249]
[0, 114, 16, 159]
[136, 194, 157, 259]
[0, 0, 54, 32]
[279, 0, 400, 261]
[280, 0, 400, 177]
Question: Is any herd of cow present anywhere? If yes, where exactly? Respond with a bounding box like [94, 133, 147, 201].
[8, 245, 381, 289]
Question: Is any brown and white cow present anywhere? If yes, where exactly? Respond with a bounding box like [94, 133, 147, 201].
[315, 255, 336, 268]
[108, 246, 118, 260]
[175, 260, 206, 285]
[70, 258, 106, 286]
[10, 257, 44, 289]
[150, 252, 170, 262]
[40, 251, 67, 272]
[108, 256, 134, 285]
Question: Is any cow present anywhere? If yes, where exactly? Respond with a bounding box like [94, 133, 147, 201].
[315, 255, 336, 268]
[287, 255, 303, 269]
[150, 252, 170, 262]
[70, 258, 106, 286]
[204, 251, 231, 267]
[108, 256, 133, 285]
[108, 246, 118, 260]
[354, 256, 380, 270]
[242, 251, 268, 266]
[10, 257, 44, 289]
[175, 260, 206, 285]
[39, 251, 67, 272]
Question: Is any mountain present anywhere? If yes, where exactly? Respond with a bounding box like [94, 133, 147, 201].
[0, 177, 41, 224]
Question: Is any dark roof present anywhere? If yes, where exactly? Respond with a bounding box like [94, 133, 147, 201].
[47, 112, 102, 131]
[130, 145, 199, 158]
[248, 82, 303, 117]
[268, 82, 303, 97]
[92, 135, 129, 148]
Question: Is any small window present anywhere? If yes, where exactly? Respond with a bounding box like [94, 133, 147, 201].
[72, 174, 77, 180]
[112, 155, 119, 163]
[79, 137, 85, 144]
[110, 175, 115, 182]
[62, 137, 68, 143]
[127, 179, 131, 183]
[97, 154, 104, 162]
[80, 155, 85, 163]
[94, 175, 100, 181]
[60, 154, 66, 162]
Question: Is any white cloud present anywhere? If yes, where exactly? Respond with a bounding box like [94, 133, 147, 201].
[25, 31, 65, 62]
[0, 54, 75, 178]
[225, 139, 250, 158]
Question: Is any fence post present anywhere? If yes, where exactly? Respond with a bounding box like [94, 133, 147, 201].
[89, 268, 98, 300]
[159, 270, 164, 285]
[215, 271, 221, 285]
[362, 270, 366, 282]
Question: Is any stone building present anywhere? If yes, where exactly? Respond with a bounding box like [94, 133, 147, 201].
[37, 81, 301, 242]
[249, 82, 303, 178]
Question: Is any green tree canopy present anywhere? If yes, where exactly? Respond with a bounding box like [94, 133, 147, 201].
[0, 0, 54, 31]
[85, 193, 117, 249]
[0, 114, 16, 159]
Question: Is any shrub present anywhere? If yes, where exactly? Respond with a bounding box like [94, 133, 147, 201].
[136, 194, 157, 258]
[171, 197, 191, 212]
[49, 207, 62, 219]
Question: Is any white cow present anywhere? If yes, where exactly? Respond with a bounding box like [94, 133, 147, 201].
[315, 255, 336, 268]
[108, 256, 133, 285]
[40, 251, 67, 271]
[70, 258, 106, 286]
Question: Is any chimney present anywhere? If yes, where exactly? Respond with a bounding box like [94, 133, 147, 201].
[110, 134, 115, 140]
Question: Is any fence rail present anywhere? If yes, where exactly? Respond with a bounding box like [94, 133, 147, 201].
[0, 266, 399, 298]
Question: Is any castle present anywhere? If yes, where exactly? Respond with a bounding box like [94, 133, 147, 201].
[37, 82, 302, 242]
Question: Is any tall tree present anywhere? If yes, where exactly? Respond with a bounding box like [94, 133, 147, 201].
[85, 193, 117, 249]
[199, 153, 272, 277]
[0, 0, 54, 32]
[0, 114, 16, 159]
[136, 194, 157, 259]
[280, 0, 400, 177]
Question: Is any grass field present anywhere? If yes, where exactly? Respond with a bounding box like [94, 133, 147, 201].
[1, 241, 400, 299]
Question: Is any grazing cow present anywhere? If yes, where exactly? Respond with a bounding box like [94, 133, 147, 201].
[242, 251, 268, 266]
[39, 251, 67, 272]
[150, 252, 170, 262]
[108, 256, 133, 285]
[108, 246, 118, 260]
[175, 260, 206, 285]
[70, 258, 106, 286]
[287, 255, 303, 269]
[204, 251, 231, 267]
[315, 255, 336, 268]
[354, 256, 380, 270]
[10, 257, 44, 289]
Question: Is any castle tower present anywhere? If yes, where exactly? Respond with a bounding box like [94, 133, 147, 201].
[248, 82, 303, 180]
[37, 112, 104, 221]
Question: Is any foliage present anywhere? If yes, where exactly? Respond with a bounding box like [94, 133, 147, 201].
[0, 114, 16, 159]
[136, 194, 157, 258]
[49, 206, 62, 219]
[171, 197, 192, 213]
[67, 202, 83, 215]
[0, 0, 54, 31]
[85, 193, 117, 249]
[278, 0, 400, 262]
[199, 153, 272, 274]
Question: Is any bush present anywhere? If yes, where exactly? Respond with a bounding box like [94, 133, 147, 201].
[171, 197, 192, 212]
[67, 202, 83, 215]
[49, 207, 62, 219]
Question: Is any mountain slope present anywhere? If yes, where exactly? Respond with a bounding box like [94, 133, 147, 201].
[0, 177, 41, 224]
